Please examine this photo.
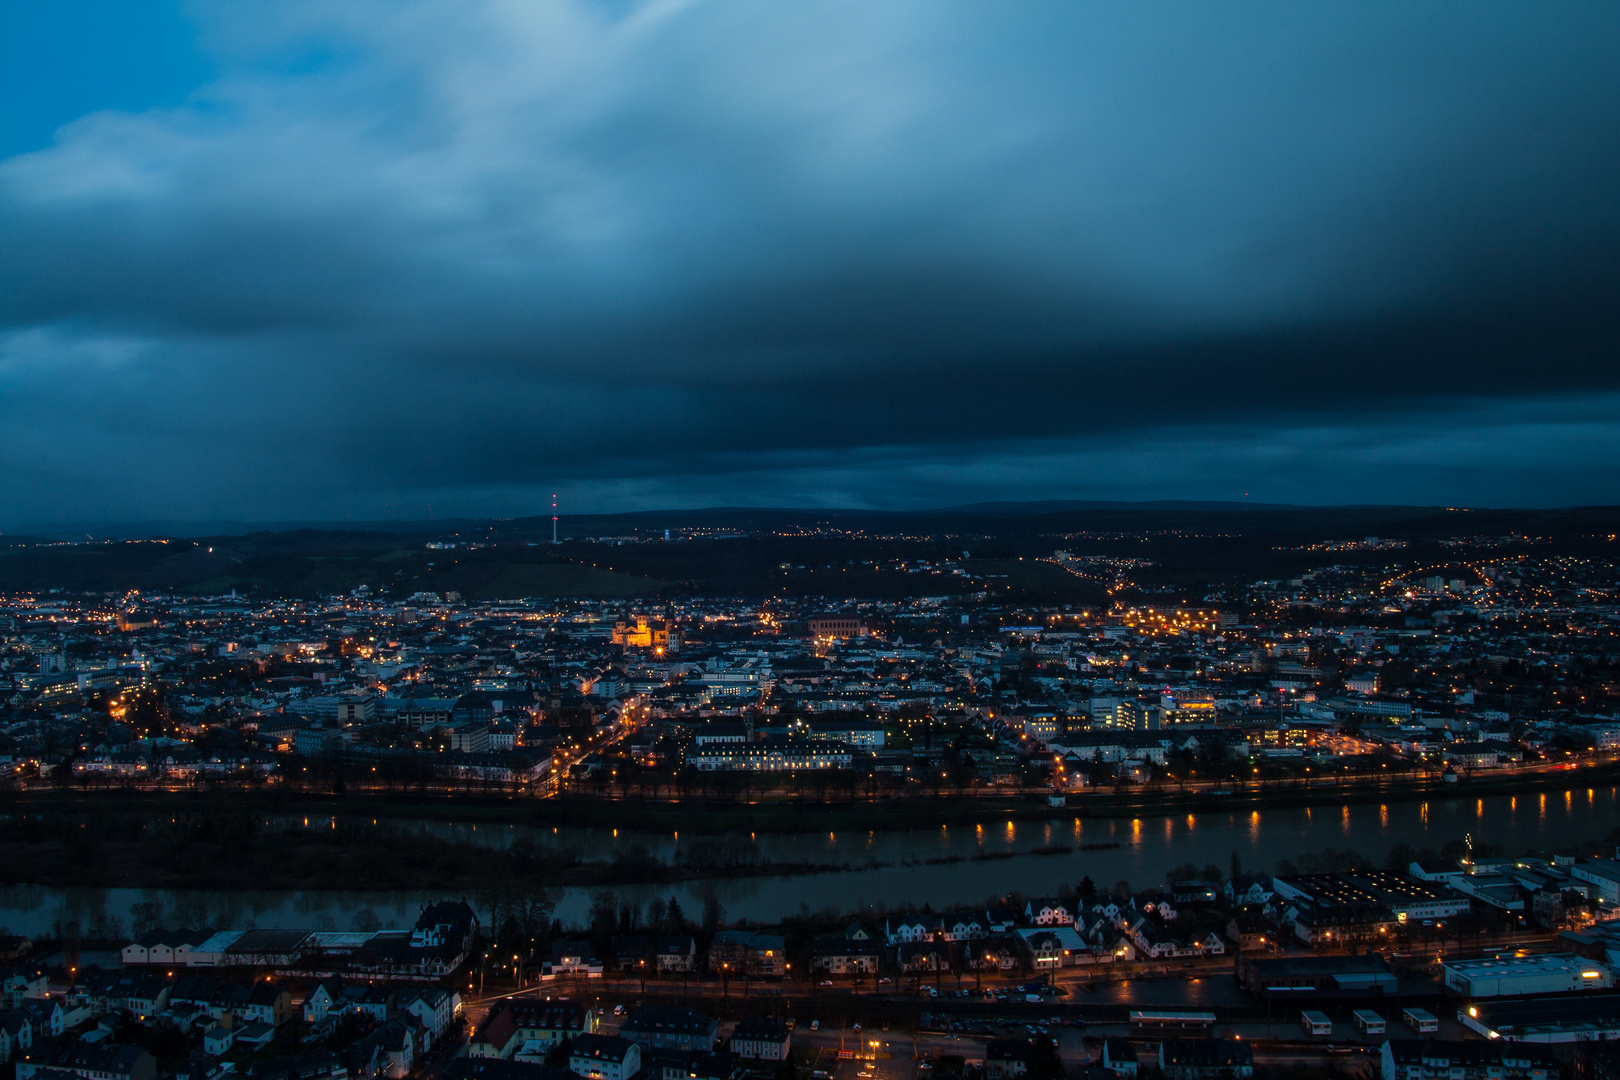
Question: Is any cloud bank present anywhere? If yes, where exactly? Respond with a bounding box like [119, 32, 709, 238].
[3, 0, 1620, 521]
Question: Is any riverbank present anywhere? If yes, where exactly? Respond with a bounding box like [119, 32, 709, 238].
[3, 760, 1617, 893]
[12, 756, 1619, 834]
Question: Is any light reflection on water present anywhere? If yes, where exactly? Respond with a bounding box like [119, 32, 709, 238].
[2, 786, 1616, 934]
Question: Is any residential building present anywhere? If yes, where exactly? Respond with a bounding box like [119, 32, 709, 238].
[728, 1018, 789, 1062]
[619, 1008, 718, 1053]
[1379, 1039, 1555, 1080]
[568, 1035, 640, 1080]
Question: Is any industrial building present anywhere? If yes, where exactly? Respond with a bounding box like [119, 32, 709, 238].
[1271, 870, 1472, 922]
[1441, 953, 1612, 998]
[1573, 858, 1620, 902]
[1234, 954, 1397, 997]
[1461, 994, 1620, 1042]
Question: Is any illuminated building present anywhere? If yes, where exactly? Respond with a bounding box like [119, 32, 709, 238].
[612, 615, 680, 653]
[808, 614, 867, 640]
[1159, 691, 1217, 725]
[1111, 606, 1219, 634]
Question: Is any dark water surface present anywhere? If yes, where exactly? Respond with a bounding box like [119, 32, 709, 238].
[5, 785, 1616, 935]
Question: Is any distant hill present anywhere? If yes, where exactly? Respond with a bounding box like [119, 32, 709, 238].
[4, 502, 1618, 601]
[929, 499, 1305, 515]
[4, 519, 455, 541]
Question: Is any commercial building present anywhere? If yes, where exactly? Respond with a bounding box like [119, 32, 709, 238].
[1441, 953, 1612, 998]
[1460, 994, 1620, 1042]
[1233, 954, 1397, 997]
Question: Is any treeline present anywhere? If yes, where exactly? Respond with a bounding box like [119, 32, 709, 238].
[1269, 826, 1620, 880]
[0, 804, 863, 891]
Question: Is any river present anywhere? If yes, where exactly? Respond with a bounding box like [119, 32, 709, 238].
[3, 785, 1616, 938]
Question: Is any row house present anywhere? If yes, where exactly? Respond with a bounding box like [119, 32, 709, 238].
[728, 1018, 790, 1062]
[0, 970, 48, 1009]
[1074, 917, 1138, 962]
[17, 1038, 157, 1080]
[342, 1016, 418, 1080]
[509, 1000, 595, 1052]
[399, 989, 459, 1044]
[884, 909, 1007, 945]
[244, 1050, 347, 1080]
[469, 999, 594, 1060]
[1290, 903, 1399, 947]
[707, 932, 785, 978]
[1025, 899, 1075, 926]
[168, 977, 294, 1027]
[1118, 916, 1225, 960]
[895, 942, 947, 973]
[1379, 1038, 1555, 1080]
[618, 1007, 719, 1053]
[301, 980, 394, 1025]
[808, 939, 880, 976]
[570, 1034, 640, 1080]
[0, 1018, 28, 1065]
[72, 972, 170, 1024]
[645, 1049, 739, 1080]
[8, 1000, 64, 1045]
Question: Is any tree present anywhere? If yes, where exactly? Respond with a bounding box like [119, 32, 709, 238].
[1384, 843, 1419, 873]
[700, 885, 724, 943]
[588, 890, 619, 953]
[129, 900, 163, 938]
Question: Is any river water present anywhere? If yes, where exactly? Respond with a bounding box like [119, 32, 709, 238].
[4, 786, 1617, 938]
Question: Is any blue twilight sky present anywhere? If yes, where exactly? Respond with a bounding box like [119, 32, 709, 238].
[3, 0, 1620, 523]
[0, 2, 213, 157]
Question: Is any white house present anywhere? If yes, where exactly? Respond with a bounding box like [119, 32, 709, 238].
[884, 917, 933, 945]
[1025, 900, 1075, 926]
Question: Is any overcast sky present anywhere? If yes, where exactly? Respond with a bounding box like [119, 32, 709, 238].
[3, 0, 1619, 524]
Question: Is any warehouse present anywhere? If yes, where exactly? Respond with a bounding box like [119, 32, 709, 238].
[1271, 871, 1471, 921]
[1442, 953, 1612, 998]
[1461, 994, 1620, 1042]
[1235, 954, 1397, 997]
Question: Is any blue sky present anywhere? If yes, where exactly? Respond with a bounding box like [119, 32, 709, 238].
[0, 1, 213, 158]
[2, 1, 1619, 523]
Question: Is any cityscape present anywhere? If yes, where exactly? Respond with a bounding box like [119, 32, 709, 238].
[4, 506, 1620, 1080]
[5, 2, 1620, 1080]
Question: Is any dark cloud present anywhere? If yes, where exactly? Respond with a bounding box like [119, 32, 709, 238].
[3, 0, 1620, 522]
